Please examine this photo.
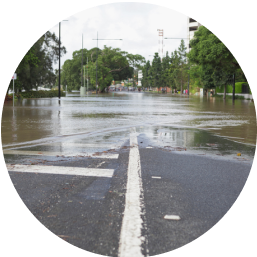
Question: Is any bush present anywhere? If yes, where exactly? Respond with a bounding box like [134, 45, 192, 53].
[20, 90, 65, 99]
[215, 82, 249, 94]
[235, 82, 243, 93]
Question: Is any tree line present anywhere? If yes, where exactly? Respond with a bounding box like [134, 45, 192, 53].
[59, 46, 145, 93]
[9, 31, 146, 94]
[141, 26, 247, 96]
[141, 39, 188, 93]
[10, 26, 247, 97]
[8, 31, 66, 93]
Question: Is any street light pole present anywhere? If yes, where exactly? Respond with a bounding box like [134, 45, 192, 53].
[58, 20, 68, 99]
[93, 34, 122, 94]
[58, 22, 61, 98]
[96, 32, 98, 94]
[81, 34, 83, 89]
[87, 57, 88, 94]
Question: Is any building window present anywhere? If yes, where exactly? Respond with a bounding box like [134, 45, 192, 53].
[189, 18, 197, 23]
[189, 26, 198, 31]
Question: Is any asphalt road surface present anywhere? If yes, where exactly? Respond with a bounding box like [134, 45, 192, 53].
[5, 128, 252, 257]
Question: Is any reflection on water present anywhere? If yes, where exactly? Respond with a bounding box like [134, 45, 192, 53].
[1, 92, 256, 160]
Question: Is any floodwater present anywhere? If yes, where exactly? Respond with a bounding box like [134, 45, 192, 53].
[1, 92, 256, 162]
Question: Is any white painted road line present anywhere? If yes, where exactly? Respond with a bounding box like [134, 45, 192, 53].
[3, 150, 119, 159]
[118, 128, 146, 257]
[164, 215, 181, 220]
[6, 164, 114, 178]
[152, 176, 161, 179]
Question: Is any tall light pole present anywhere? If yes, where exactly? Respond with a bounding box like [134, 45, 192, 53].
[87, 57, 89, 94]
[164, 37, 189, 95]
[58, 20, 68, 99]
[80, 34, 89, 96]
[81, 34, 83, 88]
[84, 66, 86, 87]
[93, 32, 122, 94]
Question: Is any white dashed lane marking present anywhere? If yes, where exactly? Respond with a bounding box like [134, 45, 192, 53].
[164, 215, 181, 221]
[7, 164, 114, 178]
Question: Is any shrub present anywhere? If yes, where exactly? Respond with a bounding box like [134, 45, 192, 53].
[215, 82, 249, 94]
[20, 90, 65, 99]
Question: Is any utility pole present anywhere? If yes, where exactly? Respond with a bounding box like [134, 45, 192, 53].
[133, 60, 135, 89]
[93, 33, 123, 94]
[84, 66, 86, 87]
[232, 73, 236, 102]
[87, 57, 88, 94]
[81, 34, 83, 88]
[58, 20, 68, 99]
[96, 32, 98, 94]
[187, 60, 190, 96]
[58, 22, 61, 98]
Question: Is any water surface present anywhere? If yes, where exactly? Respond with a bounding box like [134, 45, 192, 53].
[1, 92, 256, 161]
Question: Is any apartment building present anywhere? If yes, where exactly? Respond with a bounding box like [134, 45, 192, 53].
[187, 17, 202, 51]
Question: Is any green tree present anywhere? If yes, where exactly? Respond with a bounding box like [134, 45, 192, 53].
[151, 53, 162, 92]
[61, 46, 145, 93]
[170, 50, 179, 91]
[212, 67, 233, 97]
[188, 26, 239, 72]
[161, 51, 171, 92]
[142, 60, 151, 89]
[10, 31, 66, 93]
[177, 40, 188, 93]
[187, 26, 243, 98]
[235, 68, 247, 82]
[188, 64, 203, 90]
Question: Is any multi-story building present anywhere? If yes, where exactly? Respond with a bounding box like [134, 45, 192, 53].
[187, 17, 201, 51]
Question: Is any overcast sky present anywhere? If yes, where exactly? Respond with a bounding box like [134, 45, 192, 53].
[49, 2, 188, 68]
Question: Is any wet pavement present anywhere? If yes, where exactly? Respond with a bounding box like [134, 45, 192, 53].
[1, 92, 256, 256]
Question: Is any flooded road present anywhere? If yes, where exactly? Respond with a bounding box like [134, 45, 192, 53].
[1, 92, 256, 161]
[2, 92, 256, 256]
